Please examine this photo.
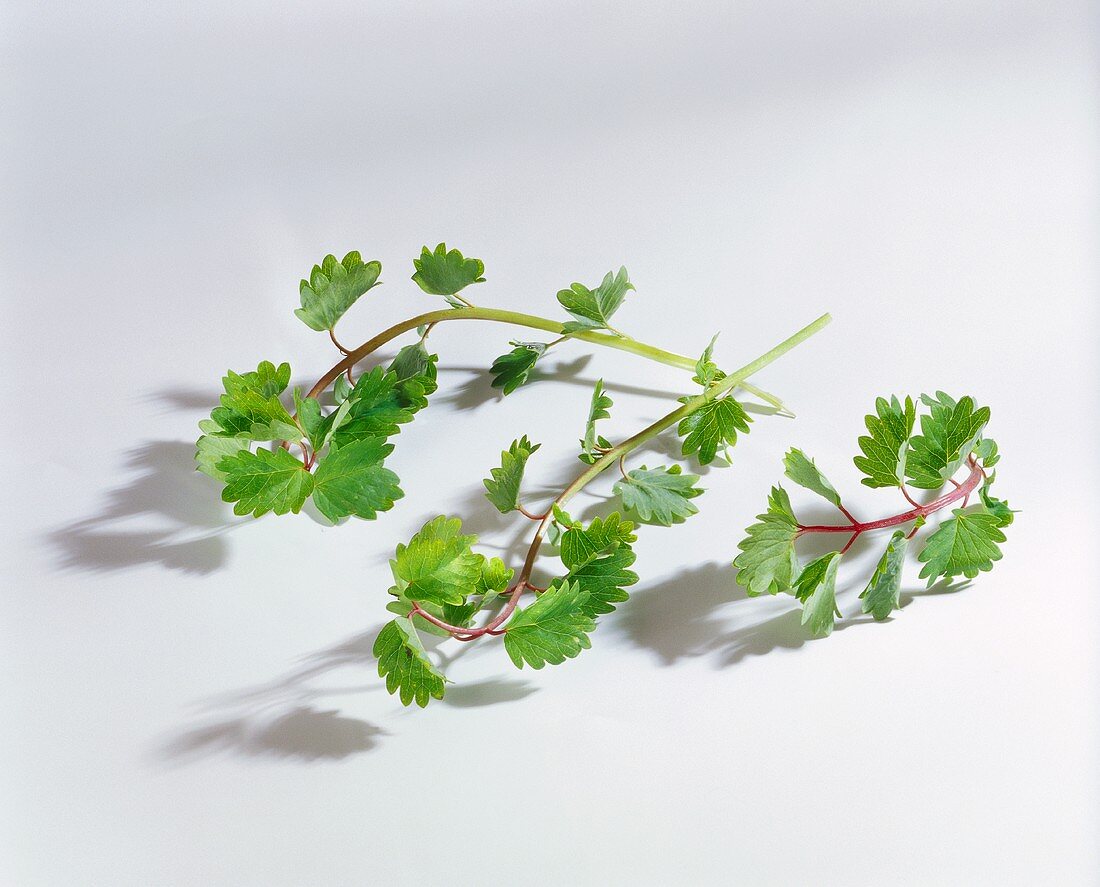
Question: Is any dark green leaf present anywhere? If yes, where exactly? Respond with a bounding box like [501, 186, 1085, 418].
[411, 243, 485, 296]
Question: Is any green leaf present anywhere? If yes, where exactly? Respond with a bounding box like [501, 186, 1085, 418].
[293, 388, 326, 450]
[906, 393, 990, 490]
[613, 464, 703, 526]
[489, 344, 544, 395]
[195, 434, 249, 481]
[693, 333, 724, 387]
[556, 267, 633, 333]
[853, 395, 915, 488]
[330, 367, 414, 446]
[783, 448, 843, 508]
[411, 243, 485, 297]
[373, 618, 447, 707]
[392, 515, 482, 607]
[559, 513, 636, 571]
[917, 506, 1006, 586]
[860, 530, 909, 620]
[793, 551, 842, 638]
[582, 379, 614, 459]
[504, 580, 596, 669]
[483, 435, 541, 514]
[552, 544, 638, 617]
[974, 437, 1000, 468]
[734, 486, 801, 596]
[209, 361, 299, 441]
[387, 343, 438, 418]
[221, 360, 292, 399]
[218, 447, 314, 517]
[978, 472, 1016, 527]
[310, 437, 403, 522]
[295, 251, 381, 332]
[677, 396, 751, 466]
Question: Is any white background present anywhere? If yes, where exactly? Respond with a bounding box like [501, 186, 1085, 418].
[2, 2, 1097, 885]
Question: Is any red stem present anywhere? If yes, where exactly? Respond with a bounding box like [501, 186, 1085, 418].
[798, 458, 983, 536]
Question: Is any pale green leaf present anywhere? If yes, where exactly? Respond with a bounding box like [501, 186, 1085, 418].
[613, 464, 702, 526]
[295, 251, 381, 332]
[860, 530, 909, 620]
[483, 435, 541, 513]
[783, 448, 843, 508]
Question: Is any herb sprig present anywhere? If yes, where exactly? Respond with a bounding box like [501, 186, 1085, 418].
[195, 244, 1011, 708]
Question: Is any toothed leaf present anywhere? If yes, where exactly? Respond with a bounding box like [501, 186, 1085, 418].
[677, 396, 751, 466]
[311, 437, 403, 523]
[917, 506, 1006, 586]
[613, 464, 703, 526]
[392, 516, 482, 607]
[783, 448, 843, 508]
[504, 580, 596, 669]
[373, 618, 447, 707]
[483, 435, 541, 513]
[906, 393, 989, 490]
[411, 243, 485, 296]
[853, 395, 915, 488]
[734, 486, 800, 596]
[556, 266, 633, 333]
[218, 447, 314, 517]
[295, 251, 381, 331]
[860, 530, 909, 620]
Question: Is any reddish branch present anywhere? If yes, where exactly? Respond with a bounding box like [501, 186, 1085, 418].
[798, 458, 985, 547]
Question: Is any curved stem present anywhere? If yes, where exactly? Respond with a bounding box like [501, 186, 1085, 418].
[410, 311, 832, 642]
[798, 458, 983, 536]
[303, 306, 784, 405]
[513, 313, 833, 590]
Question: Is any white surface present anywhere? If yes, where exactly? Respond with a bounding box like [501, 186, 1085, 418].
[2, 2, 1097, 885]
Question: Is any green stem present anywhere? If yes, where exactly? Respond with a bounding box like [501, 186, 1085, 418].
[514, 312, 833, 583]
[305, 307, 786, 409]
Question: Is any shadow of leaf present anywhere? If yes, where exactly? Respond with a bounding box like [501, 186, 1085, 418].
[47, 440, 236, 576]
[161, 705, 387, 762]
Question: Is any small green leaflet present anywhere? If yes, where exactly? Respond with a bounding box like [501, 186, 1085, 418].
[195, 434, 249, 481]
[387, 555, 514, 638]
[483, 435, 541, 514]
[373, 617, 447, 707]
[613, 464, 703, 526]
[974, 437, 1000, 468]
[783, 448, 843, 508]
[733, 486, 801, 596]
[550, 543, 638, 617]
[917, 506, 1006, 586]
[503, 580, 596, 669]
[582, 379, 613, 460]
[218, 447, 314, 516]
[293, 388, 325, 449]
[559, 513, 636, 571]
[860, 530, 909, 620]
[331, 367, 415, 445]
[391, 516, 483, 607]
[853, 395, 915, 488]
[411, 243, 485, 297]
[792, 551, 842, 638]
[693, 333, 724, 387]
[209, 360, 299, 441]
[489, 343, 544, 395]
[311, 437, 403, 523]
[906, 393, 989, 490]
[295, 251, 381, 332]
[978, 473, 1016, 527]
[556, 267, 633, 334]
[222, 360, 291, 399]
[677, 396, 751, 466]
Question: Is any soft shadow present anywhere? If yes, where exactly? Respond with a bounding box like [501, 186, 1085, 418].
[162, 705, 387, 762]
[47, 439, 236, 576]
[615, 562, 812, 667]
[442, 678, 538, 708]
